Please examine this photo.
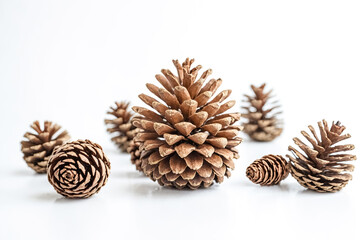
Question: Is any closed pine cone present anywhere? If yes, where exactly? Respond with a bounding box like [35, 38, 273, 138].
[246, 154, 289, 186]
[47, 139, 111, 198]
[132, 58, 243, 189]
[242, 83, 282, 141]
[21, 121, 70, 173]
[287, 120, 356, 193]
[105, 101, 137, 152]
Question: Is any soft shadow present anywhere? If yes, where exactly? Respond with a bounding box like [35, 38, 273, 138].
[32, 192, 60, 201]
[33, 192, 92, 203]
[54, 197, 91, 204]
[297, 189, 333, 196]
[127, 182, 216, 198]
[277, 182, 291, 192]
[240, 180, 291, 192]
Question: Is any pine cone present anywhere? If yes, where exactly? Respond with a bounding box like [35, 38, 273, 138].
[287, 120, 356, 193]
[20, 121, 70, 173]
[246, 154, 289, 186]
[47, 139, 111, 198]
[132, 58, 243, 189]
[105, 101, 137, 152]
[242, 83, 282, 141]
[127, 133, 142, 172]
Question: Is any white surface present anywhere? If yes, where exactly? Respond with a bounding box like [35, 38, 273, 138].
[0, 1, 359, 240]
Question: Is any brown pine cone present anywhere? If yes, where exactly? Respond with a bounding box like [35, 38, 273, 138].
[127, 136, 142, 172]
[20, 121, 70, 173]
[246, 154, 289, 186]
[287, 120, 356, 193]
[47, 139, 111, 198]
[242, 83, 282, 142]
[105, 101, 137, 152]
[132, 58, 243, 190]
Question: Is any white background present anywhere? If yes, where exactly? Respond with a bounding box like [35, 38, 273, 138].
[1, 0, 359, 239]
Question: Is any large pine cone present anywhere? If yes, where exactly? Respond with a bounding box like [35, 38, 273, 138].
[246, 154, 289, 186]
[105, 101, 137, 152]
[132, 58, 243, 189]
[20, 121, 70, 173]
[242, 83, 282, 141]
[287, 120, 356, 193]
[47, 139, 111, 198]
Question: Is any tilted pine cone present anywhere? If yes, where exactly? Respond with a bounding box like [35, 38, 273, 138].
[105, 101, 137, 152]
[20, 121, 70, 173]
[47, 139, 111, 198]
[287, 120, 356, 193]
[246, 154, 289, 186]
[242, 83, 282, 141]
[132, 58, 243, 189]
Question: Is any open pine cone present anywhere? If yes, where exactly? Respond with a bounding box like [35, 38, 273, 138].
[287, 120, 356, 193]
[127, 131, 143, 172]
[242, 83, 282, 141]
[105, 101, 137, 152]
[132, 58, 243, 189]
[20, 121, 70, 173]
[246, 154, 289, 186]
[47, 139, 111, 198]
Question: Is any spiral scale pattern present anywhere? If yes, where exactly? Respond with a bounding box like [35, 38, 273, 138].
[47, 139, 110, 198]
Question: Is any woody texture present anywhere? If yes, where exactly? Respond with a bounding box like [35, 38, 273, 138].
[242, 83, 282, 141]
[127, 136, 142, 172]
[246, 154, 289, 186]
[21, 121, 70, 173]
[287, 120, 356, 193]
[105, 101, 137, 152]
[132, 58, 243, 189]
[47, 139, 111, 198]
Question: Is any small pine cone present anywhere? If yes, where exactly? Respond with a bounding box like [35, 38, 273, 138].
[20, 121, 70, 173]
[105, 101, 137, 152]
[127, 136, 142, 172]
[287, 120, 356, 193]
[47, 139, 111, 198]
[132, 58, 243, 190]
[242, 83, 283, 142]
[246, 155, 289, 186]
